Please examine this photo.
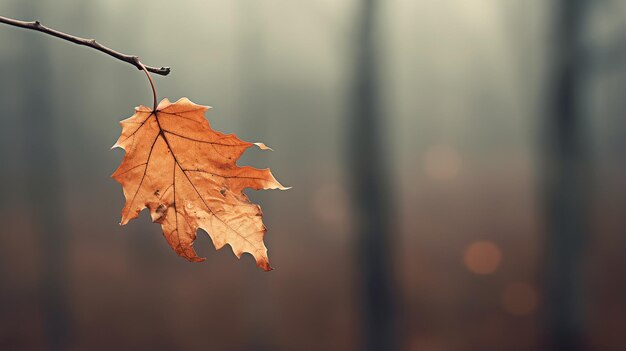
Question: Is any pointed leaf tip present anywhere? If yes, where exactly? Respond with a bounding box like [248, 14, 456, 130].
[254, 142, 273, 151]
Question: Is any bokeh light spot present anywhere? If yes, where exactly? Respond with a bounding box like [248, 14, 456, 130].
[423, 144, 461, 181]
[501, 282, 539, 316]
[463, 241, 502, 275]
[311, 183, 348, 225]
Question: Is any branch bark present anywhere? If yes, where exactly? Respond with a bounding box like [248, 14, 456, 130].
[0, 15, 170, 76]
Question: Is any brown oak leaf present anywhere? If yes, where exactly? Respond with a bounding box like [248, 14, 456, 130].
[112, 97, 287, 271]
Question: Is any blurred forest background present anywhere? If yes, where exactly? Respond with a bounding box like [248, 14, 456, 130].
[1, 0, 626, 350]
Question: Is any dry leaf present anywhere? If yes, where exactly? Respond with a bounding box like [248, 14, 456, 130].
[112, 98, 287, 271]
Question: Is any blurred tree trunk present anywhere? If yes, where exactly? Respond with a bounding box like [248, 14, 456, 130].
[17, 4, 71, 350]
[236, 2, 275, 351]
[543, 0, 591, 350]
[349, 1, 397, 350]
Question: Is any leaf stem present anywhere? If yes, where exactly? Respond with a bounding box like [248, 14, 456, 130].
[0, 15, 170, 76]
[138, 61, 158, 111]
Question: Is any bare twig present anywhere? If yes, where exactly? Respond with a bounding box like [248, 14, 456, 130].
[0, 15, 170, 76]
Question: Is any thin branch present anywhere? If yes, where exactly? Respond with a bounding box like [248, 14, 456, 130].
[0, 15, 170, 76]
